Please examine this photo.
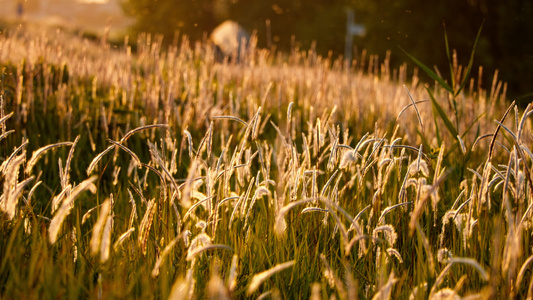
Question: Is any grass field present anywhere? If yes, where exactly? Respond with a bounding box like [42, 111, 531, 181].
[0, 25, 532, 299]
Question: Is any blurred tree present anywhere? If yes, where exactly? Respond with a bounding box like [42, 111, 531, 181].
[225, 0, 352, 54]
[122, 0, 218, 42]
[350, 0, 533, 102]
[122, 0, 533, 101]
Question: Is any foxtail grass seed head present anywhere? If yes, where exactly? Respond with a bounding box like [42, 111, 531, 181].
[0, 27, 525, 298]
[386, 248, 403, 263]
[168, 269, 195, 300]
[274, 214, 287, 237]
[1, 153, 25, 220]
[207, 266, 230, 300]
[310, 283, 322, 300]
[114, 228, 135, 250]
[100, 214, 113, 262]
[228, 255, 239, 292]
[372, 224, 398, 247]
[408, 159, 429, 177]
[371, 271, 398, 300]
[25, 141, 73, 175]
[430, 288, 460, 300]
[152, 236, 180, 277]
[90, 198, 112, 255]
[247, 260, 295, 295]
[437, 248, 453, 264]
[49, 176, 97, 244]
[139, 199, 157, 256]
[339, 150, 357, 169]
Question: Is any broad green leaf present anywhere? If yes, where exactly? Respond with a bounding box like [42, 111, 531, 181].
[426, 86, 458, 138]
[401, 47, 453, 93]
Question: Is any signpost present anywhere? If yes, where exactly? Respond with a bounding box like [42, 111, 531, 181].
[345, 9, 366, 64]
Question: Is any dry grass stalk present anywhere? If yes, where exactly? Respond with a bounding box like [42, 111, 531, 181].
[86, 145, 115, 175]
[319, 254, 347, 297]
[229, 177, 254, 228]
[49, 176, 97, 244]
[90, 197, 111, 255]
[168, 269, 195, 300]
[60, 135, 81, 190]
[0, 140, 28, 175]
[430, 288, 460, 300]
[138, 199, 157, 255]
[403, 85, 424, 134]
[114, 227, 135, 250]
[51, 185, 71, 214]
[152, 234, 181, 277]
[100, 214, 113, 262]
[431, 257, 488, 297]
[119, 124, 169, 143]
[488, 101, 515, 161]
[247, 260, 295, 295]
[228, 255, 239, 292]
[25, 180, 42, 207]
[244, 185, 270, 229]
[186, 244, 233, 262]
[516, 254, 533, 294]
[183, 195, 216, 221]
[386, 248, 403, 263]
[378, 202, 411, 225]
[127, 189, 138, 228]
[1, 151, 33, 220]
[409, 172, 448, 235]
[25, 141, 74, 175]
[207, 264, 230, 300]
[372, 225, 398, 247]
[1, 148, 22, 190]
[212, 115, 249, 127]
[372, 271, 398, 300]
[149, 152, 182, 201]
[107, 139, 142, 168]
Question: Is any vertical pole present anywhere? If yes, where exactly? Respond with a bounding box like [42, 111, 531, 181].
[345, 9, 355, 64]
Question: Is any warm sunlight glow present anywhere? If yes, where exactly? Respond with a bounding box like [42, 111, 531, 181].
[77, 0, 108, 3]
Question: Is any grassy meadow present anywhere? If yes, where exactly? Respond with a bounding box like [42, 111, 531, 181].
[0, 25, 532, 299]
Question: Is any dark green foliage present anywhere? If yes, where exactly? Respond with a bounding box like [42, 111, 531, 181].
[121, 0, 533, 101]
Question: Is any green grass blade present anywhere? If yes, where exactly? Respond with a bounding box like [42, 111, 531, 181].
[461, 112, 486, 139]
[443, 23, 456, 91]
[426, 86, 458, 138]
[434, 115, 442, 145]
[455, 23, 484, 97]
[400, 47, 453, 93]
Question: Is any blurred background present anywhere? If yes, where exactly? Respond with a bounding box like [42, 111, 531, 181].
[0, 0, 532, 104]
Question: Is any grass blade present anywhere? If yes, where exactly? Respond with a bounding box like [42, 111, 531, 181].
[248, 260, 295, 294]
[455, 22, 484, 97]
[401, 47, 453, 93]
[426, 86, 458, 138]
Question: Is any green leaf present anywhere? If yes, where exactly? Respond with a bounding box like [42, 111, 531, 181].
[461, 112, 486, 139]
[434, 115, 442, 145]
[426, 86, 458, 138]
[416, 128, 431, 153]
[400, 47, 454, 93]
[455, 23, 484, 97]
[443, 23, 456, 91]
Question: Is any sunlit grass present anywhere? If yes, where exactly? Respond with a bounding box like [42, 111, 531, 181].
[0, 25, 531, 299]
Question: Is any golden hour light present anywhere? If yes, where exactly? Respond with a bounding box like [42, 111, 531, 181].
[0, 1, 532, 298]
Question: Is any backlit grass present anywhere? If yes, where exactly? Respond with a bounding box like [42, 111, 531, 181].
[0, 25, 531, 299]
